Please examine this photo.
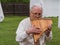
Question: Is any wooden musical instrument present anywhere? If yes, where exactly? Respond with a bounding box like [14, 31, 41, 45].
[31, 18, 52, 43]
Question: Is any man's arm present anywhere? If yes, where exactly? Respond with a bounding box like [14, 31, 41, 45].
[16, 21, 29, 42]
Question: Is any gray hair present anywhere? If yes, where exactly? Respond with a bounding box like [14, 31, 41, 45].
[30, 3, 43, 12]
[30, 3, 43, 10]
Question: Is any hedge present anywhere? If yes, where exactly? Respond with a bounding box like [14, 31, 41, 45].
[0, 0, 29, 3]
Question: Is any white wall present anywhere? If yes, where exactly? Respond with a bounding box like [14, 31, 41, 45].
[43, 0, 59, 17]
[58, 0, 60, 28]
[0, 2, 4, 22]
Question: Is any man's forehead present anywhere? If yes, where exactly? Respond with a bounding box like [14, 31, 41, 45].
[31, 6, 42, 10]
[31, 6, 42, 12]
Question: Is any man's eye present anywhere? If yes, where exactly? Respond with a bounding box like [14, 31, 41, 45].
[39, 13, 41, 15]
[32, 13, 41, 15]
[34, 13, 37, 15]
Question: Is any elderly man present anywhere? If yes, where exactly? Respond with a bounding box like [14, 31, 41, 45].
[16, 5, 52, 45]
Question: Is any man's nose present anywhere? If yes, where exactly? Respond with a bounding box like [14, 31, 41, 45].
[36, 14, 40, 17]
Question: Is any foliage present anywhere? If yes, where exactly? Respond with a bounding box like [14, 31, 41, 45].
[0, 0, 29, 3]
[0, 16, 27, 45]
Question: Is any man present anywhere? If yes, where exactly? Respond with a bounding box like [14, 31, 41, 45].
[16, 5, 52, 45]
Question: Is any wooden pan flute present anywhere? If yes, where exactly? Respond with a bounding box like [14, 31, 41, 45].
[31, 18, 52, 42]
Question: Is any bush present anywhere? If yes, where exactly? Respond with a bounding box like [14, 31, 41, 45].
[1, 0, 15, 3]
[0, 0, 29, 3]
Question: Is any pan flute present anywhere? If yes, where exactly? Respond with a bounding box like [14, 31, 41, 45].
[31, 18, 52, 42]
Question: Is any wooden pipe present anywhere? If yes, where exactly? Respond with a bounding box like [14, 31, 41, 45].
[31, 18, 52, 43]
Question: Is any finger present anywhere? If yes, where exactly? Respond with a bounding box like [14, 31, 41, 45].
[48, 25, 52, 29]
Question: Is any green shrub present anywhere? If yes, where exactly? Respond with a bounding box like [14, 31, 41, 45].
[0, 0, 29, 3]
[1, 0, 15, 3]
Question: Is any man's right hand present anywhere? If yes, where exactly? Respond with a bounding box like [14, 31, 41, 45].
[26, 27, 41, 35]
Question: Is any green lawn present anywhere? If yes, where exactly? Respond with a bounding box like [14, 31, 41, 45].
[0, 16, 27, 45]
[0, 16, 60, 45]
[46, 17, 60, 45]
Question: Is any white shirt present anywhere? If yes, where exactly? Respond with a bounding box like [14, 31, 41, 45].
[16, 17, 52, 45]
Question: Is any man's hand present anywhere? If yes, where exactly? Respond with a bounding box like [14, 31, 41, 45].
[45, 25, 52, 37]
[26, 26, 41, 35]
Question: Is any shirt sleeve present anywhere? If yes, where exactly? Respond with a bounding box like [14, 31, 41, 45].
[45, 31, 52, 41]
[16, 20, 29, 42]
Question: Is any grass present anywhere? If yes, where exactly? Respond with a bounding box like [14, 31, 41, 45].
[0, 16, 60, 45]
[46, 17, 60, 45]
[0, 16, 27, 45]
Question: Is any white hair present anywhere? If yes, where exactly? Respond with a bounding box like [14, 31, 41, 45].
[30, 3, 43, 10]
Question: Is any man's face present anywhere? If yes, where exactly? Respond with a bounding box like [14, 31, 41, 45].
[30, 6, 42, 20]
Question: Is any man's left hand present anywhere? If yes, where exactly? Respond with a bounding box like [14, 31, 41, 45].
[45, 25, 52, 37]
